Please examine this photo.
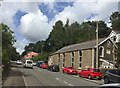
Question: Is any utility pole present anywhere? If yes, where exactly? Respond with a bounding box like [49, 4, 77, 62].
[96, 21, 99, 68]
[41, 45, 44, 55]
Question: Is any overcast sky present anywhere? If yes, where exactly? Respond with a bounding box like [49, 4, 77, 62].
[0, 0, 119, 54]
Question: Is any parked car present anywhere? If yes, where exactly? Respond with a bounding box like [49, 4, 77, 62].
[36, 61, 43, 67]
[23, 60, 33, 69]
[78, 68, 102, 80]
[16, 60, 22, 65]
[33, 62, 36, 66]
[103, 69, 120, 84]
[40, 63, 48, 69]
[48, 65, 59, 72]
[99, 83, 120, 88]
[63, 67, 78, 75]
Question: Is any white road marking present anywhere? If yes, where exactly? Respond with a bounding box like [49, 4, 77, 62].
[64, 81, 68, 84]
[55, 77, 74, 86]
[19, 68, 28, 87]
[68, 84, 74, 86]
[75, 76, 79, 77]
[56, 78, 60, 80]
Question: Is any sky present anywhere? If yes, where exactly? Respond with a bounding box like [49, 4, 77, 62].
[0, 0, 119, 54]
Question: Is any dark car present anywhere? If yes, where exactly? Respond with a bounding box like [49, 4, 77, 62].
[48, 65, 59, 72]
[36, 61, 43, 67]
[104, 69, 120, 84]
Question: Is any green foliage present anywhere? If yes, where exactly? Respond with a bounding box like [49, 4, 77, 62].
[1, 23, 19, 74]
[110, 12, 120, 30]
[31, 53, 48, 62]
[22, 19, 111, 58]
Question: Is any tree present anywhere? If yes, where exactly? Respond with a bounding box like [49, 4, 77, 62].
[47, 20, 67, 51]
[110, 12, 120, 30]
[0, 23, 18, 75]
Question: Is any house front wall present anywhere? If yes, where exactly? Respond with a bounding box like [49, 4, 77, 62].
[82, 49, 92, 69]
[48, 49, 93, 72]
[98, 39, 117, 68]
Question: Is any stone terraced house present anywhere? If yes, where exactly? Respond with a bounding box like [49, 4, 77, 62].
[48, 30, 120, 72]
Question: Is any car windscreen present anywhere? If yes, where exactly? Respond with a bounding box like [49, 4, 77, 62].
[27, 61, 32, 64]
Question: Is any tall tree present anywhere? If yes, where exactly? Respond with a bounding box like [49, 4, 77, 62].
[110, 11, 120, 30]
[0, 23, 18, 74]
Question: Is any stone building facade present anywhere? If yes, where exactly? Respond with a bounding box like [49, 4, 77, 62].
[48, 37, 118, 72]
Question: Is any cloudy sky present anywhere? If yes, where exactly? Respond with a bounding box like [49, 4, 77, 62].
[0, 0, 119, 54]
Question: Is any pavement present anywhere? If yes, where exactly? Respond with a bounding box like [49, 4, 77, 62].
[2, 66, 25, 86]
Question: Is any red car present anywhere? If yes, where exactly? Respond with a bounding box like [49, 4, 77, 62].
[78, 68, 103, 80]
[40, 63, 48, 69]
[63, 67, 78, 75]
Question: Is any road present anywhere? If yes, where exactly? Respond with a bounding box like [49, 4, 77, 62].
[2, 65, 103, 87]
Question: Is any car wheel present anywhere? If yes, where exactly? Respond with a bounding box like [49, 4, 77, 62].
[79, 74, 81, 77]
[63, 70, 64, 73]
[104, 77, 110, 84]
[98, 78, 102, 80]
[88, 75, 92, 80]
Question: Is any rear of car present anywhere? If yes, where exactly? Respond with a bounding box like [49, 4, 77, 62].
[24, 60, 33, 69]
[67, 67, 78, 75]
[63, 67, 68, 73]
[16, 60, 22, 65]
[89, 68, 103, 80]
[40, 63, 48, 69]
[63, 67, 78, 75]
[104, 69, 120, 84]
[36, 61, 43, 67]
[48, 65, 59, 72]
[79, 68, 102, 80]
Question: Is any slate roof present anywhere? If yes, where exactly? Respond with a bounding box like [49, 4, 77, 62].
[54, 38, 106, 54]
[114, 30, 120, 34]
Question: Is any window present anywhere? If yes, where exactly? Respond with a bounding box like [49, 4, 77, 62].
[79, 63, 81, 67]
[72, 58, 74, 62]
[79, 50, 82, 68]
[79, 51, 82, 56]
[99, 46, 104, 57]
[79, 57, 82, 62]
[62, 53, 65, 67]
[107, 41, 111, 48]
[71, 52, 74, 57]
[58, 54, 60, 65]
[72, 63, 74, 67]
[71, 52, 74, 67]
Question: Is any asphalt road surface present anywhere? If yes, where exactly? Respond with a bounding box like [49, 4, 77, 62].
[2, 65, 103, 88]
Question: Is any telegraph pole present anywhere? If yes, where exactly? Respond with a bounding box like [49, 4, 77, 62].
[41, 45, 44, 55]
[96, 21, 99, 68]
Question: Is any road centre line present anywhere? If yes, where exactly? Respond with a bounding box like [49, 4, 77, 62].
[55, 77, 74, 86]
[68, 84, 74, 86]
[56, 78, 60, 80]
[64, 81, 68, 84]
